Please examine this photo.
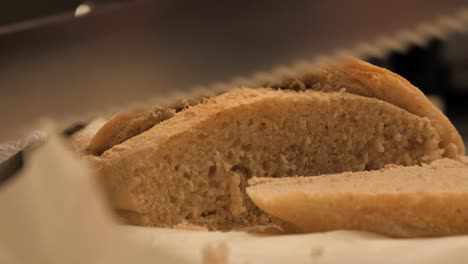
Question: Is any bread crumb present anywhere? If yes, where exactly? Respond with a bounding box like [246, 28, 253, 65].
[202, 242, 229, 264]
[170, 98, 191, 112]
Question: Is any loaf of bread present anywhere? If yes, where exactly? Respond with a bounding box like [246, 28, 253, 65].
[247, 158, 468, 237]
[77, 59, 464, 232]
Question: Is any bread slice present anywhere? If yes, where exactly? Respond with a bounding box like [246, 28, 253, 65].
[246, 158, 468, 237]
[88, 87, 451, 229]
[79, 59, 463, 159]
[269, 59, 464, 157]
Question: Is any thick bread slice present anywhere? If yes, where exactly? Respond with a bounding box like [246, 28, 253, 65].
[78, 59, 463, 159]
[246, 158, 468, 238]
[89, 88, 446, 229]
[271, 59, 464, 157]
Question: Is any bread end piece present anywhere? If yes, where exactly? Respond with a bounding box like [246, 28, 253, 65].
[337, 59, 464, 157]
[271, 58, 465, 157]
[247, 158, 468, 237]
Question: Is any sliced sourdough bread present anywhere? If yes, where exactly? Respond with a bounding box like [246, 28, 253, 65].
[246, 158, 468, 237]
[78, 59, 464, 230]
[88, 87, 451, 229]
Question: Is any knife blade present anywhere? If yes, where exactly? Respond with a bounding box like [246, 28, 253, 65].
[1, 0, 467, 140]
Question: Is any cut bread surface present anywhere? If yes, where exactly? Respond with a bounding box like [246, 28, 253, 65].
[89, 87, 447, 229]
[247, 159, 468, 237]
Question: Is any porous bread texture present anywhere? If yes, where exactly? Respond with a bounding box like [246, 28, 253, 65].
[269, 59, 464, 157]
[246, 159, 468, 237]
[89, 88, 447, 229]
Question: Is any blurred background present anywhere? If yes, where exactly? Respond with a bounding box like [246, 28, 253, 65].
[1, 0, 468, 140]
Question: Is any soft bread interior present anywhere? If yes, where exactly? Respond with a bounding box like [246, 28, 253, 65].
[246, 158, 468, 237]
[90, 88, 446, 229]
